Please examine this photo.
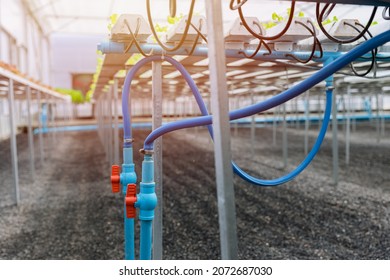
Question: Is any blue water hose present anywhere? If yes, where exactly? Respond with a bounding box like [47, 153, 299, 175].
[232, 88, 332, 186]
[143, 30, 390, 151]
[138, 30, 390, 186]
[122, 56, 213, 147]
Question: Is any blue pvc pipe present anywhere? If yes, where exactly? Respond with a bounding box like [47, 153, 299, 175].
[139, 220, 153, 260]
[122, 147, 137, 260]
[124, 210, 135, 260]
[98, 41, 390, 62]
[136, 154, 157, 260]
[143, 29, 390, 150]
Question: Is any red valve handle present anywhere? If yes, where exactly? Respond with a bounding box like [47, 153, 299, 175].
[125, 184, 137, 218]
[111, 165, 121, 193]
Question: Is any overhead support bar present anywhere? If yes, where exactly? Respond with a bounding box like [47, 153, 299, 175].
[98, 41, 390, 63]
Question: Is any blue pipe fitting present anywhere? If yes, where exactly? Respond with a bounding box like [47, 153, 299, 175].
[134, 154, 157, 260]
[135, 155, 157, 221]
[120, 147, 137, 195]
[136, 182, 157, 220]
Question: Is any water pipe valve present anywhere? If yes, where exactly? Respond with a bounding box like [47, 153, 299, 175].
[111, 165, 121, 193]
[125, 184, 137, 218]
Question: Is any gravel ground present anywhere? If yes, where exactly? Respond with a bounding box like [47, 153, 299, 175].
[0, 122, 389, 259]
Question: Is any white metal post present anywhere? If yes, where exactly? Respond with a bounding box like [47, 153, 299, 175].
[152, 61, 163, 260]
[205, 0, 238, 260]
[250, 91, 255, 155]
[282, 102, 287, 169]
[332, 89, 339, 185]
[108, 86, 113, 165]
[26, 86, 35, 179]
[8, 79, 20, 205]
[114, 79, 120, 164]
[346, 85, 351, 165]
[304, 91, 309, 156]
[37, 90, 44, 166]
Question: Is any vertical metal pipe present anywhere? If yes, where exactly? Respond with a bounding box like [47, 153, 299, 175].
[376, 90, 380, 143]
[152, 61, 163, 260]
[37, 91, 44, 166]
[282, 102, 287, 169]
[234, 96, 239, 137]
[205, 0, 238, 260]
[381, 91, 385, 136]
[332, 88, 339, 185]
[346, 85, 351, 166]
[26, 86, 35, 180]
[108, 86, 113, 165]
[250, 91, 255, 155]
[295, 98, 299, 129]
[114, 79, 120, 164]
[304, 91, 309, 156]
[318, 93, 322, 130]
[8, 79, 20, 205]
[273, 106, 277, 146]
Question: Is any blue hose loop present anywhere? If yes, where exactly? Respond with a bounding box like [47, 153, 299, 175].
[232, 88, 332, 186]
[143, 29, 390, 150]
[122, 55, 213, 148]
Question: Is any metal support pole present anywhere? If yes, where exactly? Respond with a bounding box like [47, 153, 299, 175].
[250, 91, 255, 155]
[234, 96, 239, 137]
[37, 91, 44, 166]
[108, 86, 113, 165]
[295, 98, 299, 129]
[332, 88, 339, 185]
[114, 79, 120, 164]
[346, 85, 351, 166]
[152, 61, 163, 260]
[376, 90, 380, 143]
[273, 106, 277, 146]
[26, 86, 35, 180]
[318, 93, 322, 130]
[8, 79, 20, 205]
[282, 102, 288, 169]
[304, 91, 309, 156]
[205, 0, 238, 260]
[381, 91, 385, 136]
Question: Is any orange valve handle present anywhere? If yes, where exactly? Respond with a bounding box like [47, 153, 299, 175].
[111, 165, 121, 193]
[125, 184, 137, 218]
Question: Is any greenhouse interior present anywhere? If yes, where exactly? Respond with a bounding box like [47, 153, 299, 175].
[0, 0, 389, 260]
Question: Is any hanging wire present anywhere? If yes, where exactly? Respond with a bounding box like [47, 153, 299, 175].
[187, 18, 207, 56]
[344, 21, 377, 76]
[123, 18, 141, 53]
[285, 19, 323, 64]
[235, 0, 296, 41]
[229, 0, 248, 10]
[238, 22, 271, 58]
[382, 7, 390, 20]
[170, 0, 177, 17]
[124, 19, 154, 57]
[316, 3, 378, 44]
[146, 0, 199, 52]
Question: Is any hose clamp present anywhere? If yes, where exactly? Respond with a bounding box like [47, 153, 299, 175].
[326, 86, 335, 91]
[124, 138, 134, 144]
[139, 149, 154, 155]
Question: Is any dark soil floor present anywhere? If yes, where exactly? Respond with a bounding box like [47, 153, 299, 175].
[0, 121, 389, 259]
